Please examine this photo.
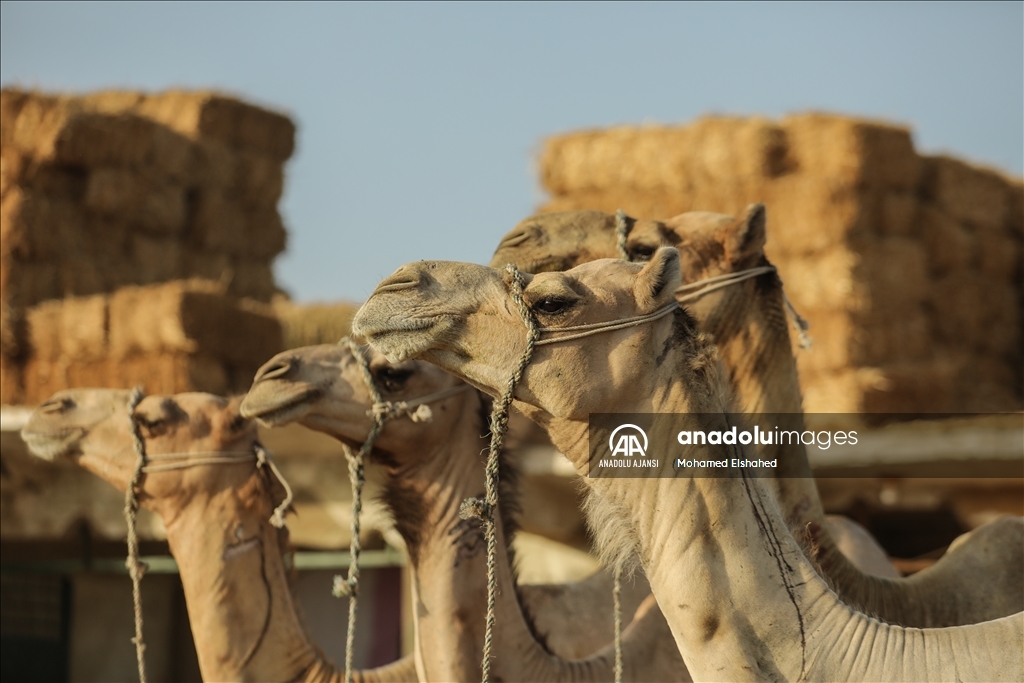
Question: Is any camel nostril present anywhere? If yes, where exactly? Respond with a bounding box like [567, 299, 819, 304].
[254, 359, 292, 383]
[498, 229, 531, 249]
[374, 268, 423, 294]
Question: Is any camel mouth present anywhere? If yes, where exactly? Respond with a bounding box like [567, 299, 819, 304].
[20, 427, 85, 461]
[359, 321, 446, 364]
[240, 385, 323, 427]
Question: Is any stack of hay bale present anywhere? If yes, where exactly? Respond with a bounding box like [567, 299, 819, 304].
[1, 88, 292, 404]
[538, 114, 1023, 414]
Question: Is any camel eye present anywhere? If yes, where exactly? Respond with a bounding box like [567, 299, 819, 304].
[41, 398, 74, 414]
[534, 298, 571, 315]
[629, 244, 656, 261]
[376, 367, 413, 391]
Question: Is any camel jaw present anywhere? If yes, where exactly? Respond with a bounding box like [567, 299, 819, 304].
[20, 427, 86, 461]
[239, 384, 323, 428]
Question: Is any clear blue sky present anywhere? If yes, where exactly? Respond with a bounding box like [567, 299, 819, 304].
[3, 2, 1021, 303]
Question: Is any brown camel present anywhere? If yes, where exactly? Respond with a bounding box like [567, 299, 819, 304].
[20, 388, 418, 683]
[489, 205, 1024, 626]
[351, 249, 1023, 682]
[241, 343, 688, 681]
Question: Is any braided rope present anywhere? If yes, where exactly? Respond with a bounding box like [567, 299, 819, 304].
[613, 562, 624, 683]
[125, 387, 149, 683]
[458, 264, 539, 683]
[332, 337, 386, 683]
[615, 209, 632, 261]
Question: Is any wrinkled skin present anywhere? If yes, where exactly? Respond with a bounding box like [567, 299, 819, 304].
[21, 389, 417, 683]
[352, 249, 1024, 682]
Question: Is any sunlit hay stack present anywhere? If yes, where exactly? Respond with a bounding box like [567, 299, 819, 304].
[1, 88, 294, 404]
[272, 298, 361, 349]
[538, 114, 1023, 414]
[14, 280, 281, 404]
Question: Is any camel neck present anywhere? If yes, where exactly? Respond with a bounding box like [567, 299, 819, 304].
[390, 398, 617, 682]
[160, 468, 323, 682]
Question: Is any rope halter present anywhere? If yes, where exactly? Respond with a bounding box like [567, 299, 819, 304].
[368, 383, 472, 423]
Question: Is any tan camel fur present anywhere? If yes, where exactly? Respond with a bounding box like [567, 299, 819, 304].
[490, 206, 1024, 626]
[21, 388, 417, 683]
[352, 250, 1024, 682]
[240, 344, 688, 681]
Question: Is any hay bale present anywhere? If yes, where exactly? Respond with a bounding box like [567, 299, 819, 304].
[782, 113, 921, 191]
[796, 307, 930, 376]
[0, 351, 23, 405]
[83, 169, 187, 235]
[975, 223, 1021, 282]
[107, 280, 281, 365]
[922, 156, 1011, 230]
[920, 204, 974, 275]
[131, 235, 183, 284]
[232, 151, 285, 208]
[929, 270, 1010, 351]
[26, 295, 107, 362]
[879, 191, 919, 236]
[273, 299, 361, 349]
[1, 187, 79, 261]
[228, 260, 277, 301]
[21, 351, 230, 404]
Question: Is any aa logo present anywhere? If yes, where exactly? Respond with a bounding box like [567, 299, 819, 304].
[609, 424, 648, 458]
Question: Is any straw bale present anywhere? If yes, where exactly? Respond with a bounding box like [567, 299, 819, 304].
[975, 223, 1021, 282]
[181, 250, 232, 283]
[107, 280, 281, 365]
[229, 260, 277, 301]
[0, 299, 25, 361]
[2, 262, 60, 311]
[928, 270, 1010, 352]
[772, 248, 857, 312]
[0, 89, 32, 145]
[83, 168, 187, 235]
[800, 367, 891, 414]
[849, 235, 929, 319]
[245, 209, 287, 259]
[1007, 180, 1023, 238]
[272, 299, 360, 349]
[781, 113, 921, 191]
[193, 139, 236, 189]
[26, 295, 108, 362]
[1, 187, 80, 261]
[175, 289, 282, 366]
[795, 307, 930, 376]
[124, 90, 296, 161]
[539, 117, 789, 196]
[131, 235, 183, 284]
[879, 191, 919, 237]
[0, 352, 23, 405]
[191, 192, 246, 253]
[232, 151, 285, 208]
[922, 156, 1010, 230]
[0, 147, 26, 198]
[21, 351, 230, 404]
[919, 204, 973, 275]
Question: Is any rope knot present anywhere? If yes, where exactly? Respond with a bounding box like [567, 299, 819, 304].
[332, 574, 358, 599]
[125, 557, 149, 579]
[459, 496, 491, 521]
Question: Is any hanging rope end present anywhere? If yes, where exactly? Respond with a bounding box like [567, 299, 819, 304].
[332, 574, 356, 598]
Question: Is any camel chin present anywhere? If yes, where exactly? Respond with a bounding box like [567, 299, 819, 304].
[21, 426, 85, 461]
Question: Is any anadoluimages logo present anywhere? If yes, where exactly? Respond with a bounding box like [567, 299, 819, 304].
[609, 424, 648, 457]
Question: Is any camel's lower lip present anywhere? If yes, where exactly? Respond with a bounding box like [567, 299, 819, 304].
[241, 386, 323, 426]
[357, 316, 436, 341]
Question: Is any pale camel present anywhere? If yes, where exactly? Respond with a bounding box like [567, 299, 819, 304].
[352, 250, 1024, 682]
[240, 343, 687, 681]
[21, 388, 418, 683]
[490, 205, 1024, 625]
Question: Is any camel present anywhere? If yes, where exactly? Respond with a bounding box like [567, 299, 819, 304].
[240, 343, 688, 681]
[20, 388, 418, 683]
[489, 205, 1024, 626]
[352, 250, 1024, 682]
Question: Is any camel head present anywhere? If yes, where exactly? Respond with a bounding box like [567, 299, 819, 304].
[491, 204, 769, 276]
[240, 343, 478, 468]
[21, 389, 261, 516]
[354, 247, 719, 421]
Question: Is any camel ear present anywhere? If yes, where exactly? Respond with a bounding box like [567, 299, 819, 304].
[728, 203, 767, 259]
[634, 247, 681, 310]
